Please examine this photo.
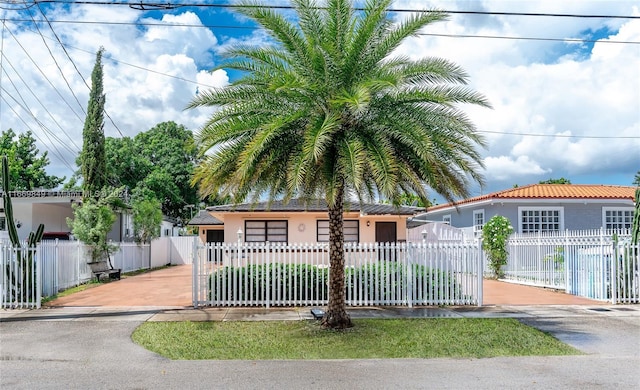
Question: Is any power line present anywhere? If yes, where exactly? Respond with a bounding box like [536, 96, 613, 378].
[20, 1, 640, 20]
[2, 17, 638, 45]
[0, 89, 77, 174]
[24, 5, 88, 117]
[34, 2, 127, 138]
[3, 24, 85, 122]
[0, 50, 81, 151]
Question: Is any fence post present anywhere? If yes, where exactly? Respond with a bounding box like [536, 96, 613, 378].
[477, 238, 483, 307]
[610, 240, 617, 305]
[564, 229, 570, 294]
[406, 242, 413, 308]
[35, 245, 42, 309]
[265, 241, 272, 308]
[192, 236, 198, 308]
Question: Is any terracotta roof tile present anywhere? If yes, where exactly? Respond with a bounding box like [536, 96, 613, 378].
[428, 184, 637, 211]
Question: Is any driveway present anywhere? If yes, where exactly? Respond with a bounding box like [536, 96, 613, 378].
[46, 265, 604, 307]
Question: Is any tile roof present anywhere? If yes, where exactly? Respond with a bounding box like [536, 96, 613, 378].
[428, 184, 637, 211]
[187, 210, 223, 226]
[207, 198, 422, 215]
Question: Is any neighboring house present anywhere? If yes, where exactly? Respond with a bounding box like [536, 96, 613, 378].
[197, 199, 422, 244]
[1, 190, 141, 242]
[188, 210, 224, 243]
[421, 184, 636, 237]
[161, 215, 181, 237]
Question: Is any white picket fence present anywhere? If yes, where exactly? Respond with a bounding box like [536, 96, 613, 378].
[193, 241, 483, 308]
[1, 240, 152, 308]
[37, 241, 152, 299]
[1, 244, 40, 309]
[502, 229, 639, 303]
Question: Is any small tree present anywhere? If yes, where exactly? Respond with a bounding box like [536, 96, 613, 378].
[482, 215, 513, 278]
[132, 197, 162, 244]
[67, 199, 117, 265]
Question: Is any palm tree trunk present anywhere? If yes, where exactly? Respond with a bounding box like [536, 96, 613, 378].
[322, 184, 353, 329]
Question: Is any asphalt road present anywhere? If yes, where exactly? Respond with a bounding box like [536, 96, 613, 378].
[1, 307, 639, 389]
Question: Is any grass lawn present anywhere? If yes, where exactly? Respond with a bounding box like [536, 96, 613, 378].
[132, 318, 579, 360]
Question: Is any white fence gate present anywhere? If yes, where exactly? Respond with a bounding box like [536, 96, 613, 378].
[1, 240, 153, 308]
[193, 241, 483, 308]
[503, 229, 639, 303]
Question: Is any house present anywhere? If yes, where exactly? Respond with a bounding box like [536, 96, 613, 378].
[0, 190, 134, 242]
[187, 210, 224, 243]
[421, 184, 636, 237]
[192, 199, 422, 244]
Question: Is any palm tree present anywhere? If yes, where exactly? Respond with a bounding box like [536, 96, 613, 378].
[188, 0, 489, 329]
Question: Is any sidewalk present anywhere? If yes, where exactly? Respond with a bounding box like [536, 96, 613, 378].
[2, 303, 637, 323]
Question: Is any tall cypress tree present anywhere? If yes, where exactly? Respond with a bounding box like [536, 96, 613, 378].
[80, 47, 107, 199]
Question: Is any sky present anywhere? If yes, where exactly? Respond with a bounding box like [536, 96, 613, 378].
[0, 0, 638, 202]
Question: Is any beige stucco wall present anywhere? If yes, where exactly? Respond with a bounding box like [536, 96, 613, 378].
[208, 211, 410, 244]
[197, 225, 224, 243]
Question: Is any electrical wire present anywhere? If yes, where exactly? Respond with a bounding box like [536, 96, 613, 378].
[0, 50, 81, 151]
[0, 89, 77, 174]
[23, 5, 88, 118]
[20, 1, 640, 20]
[2, 17, 638, 45]
[34, 1, 127, 138]
[3, 24, 85, 122]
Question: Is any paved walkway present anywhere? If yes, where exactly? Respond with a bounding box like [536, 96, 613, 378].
[46, 264, 603, 308]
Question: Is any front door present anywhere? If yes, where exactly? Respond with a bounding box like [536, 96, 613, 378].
[375, 222, 397, 243]
[206, 230, 224, 263]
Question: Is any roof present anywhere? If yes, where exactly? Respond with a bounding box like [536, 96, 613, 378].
[427, 184, 637, 212]
[207, 198, 422, 216]
[187, 210, 223, 226]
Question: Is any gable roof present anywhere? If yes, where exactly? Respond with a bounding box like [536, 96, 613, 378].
[427, 184, 637, 212]
[187, 210, 223, 226]
[207, 198, 422, 216]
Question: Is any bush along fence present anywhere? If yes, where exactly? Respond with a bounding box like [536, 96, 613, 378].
[193, 241, 483, 308]
[502, 229, 638, 303]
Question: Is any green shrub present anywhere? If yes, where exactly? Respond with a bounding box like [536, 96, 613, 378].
[208, 261, 462, 303]
[345, 262, 461, 302]
[482, 215, 514, 278]
[209, 263, 329, 301]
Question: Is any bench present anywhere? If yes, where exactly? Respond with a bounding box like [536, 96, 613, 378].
[89, 261, 121, 282]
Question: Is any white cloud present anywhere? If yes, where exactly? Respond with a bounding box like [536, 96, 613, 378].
[0, 1, 638, 193]
[392, 1, 640, 193]
[0, 7, 229, 178]
[484, 155, 551, 181]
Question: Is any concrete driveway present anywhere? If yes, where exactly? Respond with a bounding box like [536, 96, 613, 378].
[1, 305, 638, 389]
[46, 264, 603, 307]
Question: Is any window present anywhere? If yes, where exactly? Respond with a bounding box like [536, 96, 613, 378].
[603, 208, 634, 230]
[244, 220, 288, 242]
[442, 215, 451, 224]
[519, 207, 563, 233]
[317, 220, 359, 242]
[0, 216, 5, 231]
[473, 209, 485, 236]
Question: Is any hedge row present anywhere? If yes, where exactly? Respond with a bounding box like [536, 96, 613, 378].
[208, 262, 462, 302]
